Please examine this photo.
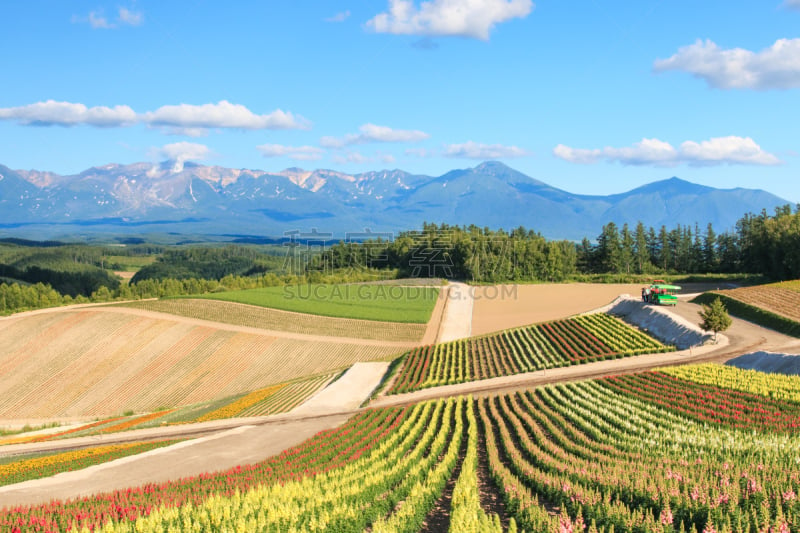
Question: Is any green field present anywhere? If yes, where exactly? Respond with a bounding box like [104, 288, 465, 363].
[190, 284, 440, 323]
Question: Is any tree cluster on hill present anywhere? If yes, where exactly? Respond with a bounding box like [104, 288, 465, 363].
[315, 205, 800, 283]
[314, 223, 576, 282]
[130, 246, 285, 283]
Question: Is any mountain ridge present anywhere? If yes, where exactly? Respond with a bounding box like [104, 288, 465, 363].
[0, 161, 790, 240]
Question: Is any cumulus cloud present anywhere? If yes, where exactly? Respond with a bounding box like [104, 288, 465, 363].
[0, 100, 309, 131]
[366, 0, 533, 40]
[118, 7, 143, 26]
[444, 141, 529, 159]
[321, 123, 430, 148]
[257, 143, 325, 161]
[653, 38, 800, 90]
[73, 7, 143, 28]
[151, 142, 211, 173]
[0, 100, 137, 127]
[553, 136, 781, 167]
[326, 10, 351, 22]
[144, 101, 310, 130]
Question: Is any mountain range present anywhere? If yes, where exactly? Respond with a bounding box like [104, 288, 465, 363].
[0, 160, 790, 241]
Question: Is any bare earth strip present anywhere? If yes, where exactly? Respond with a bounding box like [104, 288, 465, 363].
[115, 299, 427, 342]
[471, 283, 647, 336]
[438, 282, 474, 342]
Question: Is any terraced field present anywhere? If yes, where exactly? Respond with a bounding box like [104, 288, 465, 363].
[5, 365, 800, 533]
[0, 309, 401, 418]
[709, 280, 800, 322]
[388, 312, 673, 394]
[116, 299, 428, 342]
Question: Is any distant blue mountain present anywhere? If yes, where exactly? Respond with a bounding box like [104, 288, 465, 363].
[0, 161, 790, 240]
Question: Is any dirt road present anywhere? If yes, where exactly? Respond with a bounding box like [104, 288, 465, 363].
[438, 282, 473, 342]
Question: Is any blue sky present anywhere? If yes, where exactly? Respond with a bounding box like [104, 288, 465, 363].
[1, 0, 799, 202]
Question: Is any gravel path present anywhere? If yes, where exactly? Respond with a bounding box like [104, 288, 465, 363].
[437, 282, 473, 342]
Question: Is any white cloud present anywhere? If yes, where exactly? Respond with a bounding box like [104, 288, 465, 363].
[152, 142, 211, 173]
[678, 136, 782, 166]
[118, 7, 143, 26]
[73, 7, 142, 28]
[88, 11, 113, 28]
[654, 38, 800, 90]
[0, 100, 310, 131]
[553, 136, 781, 167]
[0, 100, 137, 127]
[322, 123, 429, 148]
[326, 10, 351, 22]
[380, 154, 397, 164]
[784, 0, 800, 9]
[366, 0, 533, 40]
[144, 101, 310, 130]
[257, 144, 325, 161]
[444, 141, 529, 159]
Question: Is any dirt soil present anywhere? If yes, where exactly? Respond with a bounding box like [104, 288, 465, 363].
[471, 283, 645, 335]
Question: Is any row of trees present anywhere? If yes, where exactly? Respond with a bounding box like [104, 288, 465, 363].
[316, 206, 800, 282]
[585, 206, 800, 278]
[0, 268, 396, 315]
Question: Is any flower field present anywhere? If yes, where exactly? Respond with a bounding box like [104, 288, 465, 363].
[0, 374, 338, 445]
[5, 364, 800, 532]
[0, 309, 400, 418]
[662, 363, 800, 403]
[0, 440, 179, 487]
[387, 313, 672, 394]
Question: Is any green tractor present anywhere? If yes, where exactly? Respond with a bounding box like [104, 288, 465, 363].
[642, 279, 681, 306]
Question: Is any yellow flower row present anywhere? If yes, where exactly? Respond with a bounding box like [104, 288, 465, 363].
[87, 400, 457, 533]
[195, 383, 287, 422]
[0, 441, 160, 481]
[660, 363, 800, 403]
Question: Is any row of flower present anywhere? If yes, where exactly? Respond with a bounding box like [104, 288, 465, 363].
[388, 313, 673, 394]
[603, 371, 800, 432]
[1, 375, 333, 448]
[1, 406, 408, 532]
[0, 441, 179, 488]
[662, 363, 800, 404]
[481, 377, 800, 533]
[7, 366, 800, 532]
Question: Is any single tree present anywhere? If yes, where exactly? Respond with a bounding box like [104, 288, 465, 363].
[698, 297, 732, 342]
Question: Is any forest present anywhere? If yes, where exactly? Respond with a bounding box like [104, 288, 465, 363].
[315, 204, 800, 282]
[0, 204, 798, 315]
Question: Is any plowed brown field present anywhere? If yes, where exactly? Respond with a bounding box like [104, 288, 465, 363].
[711, 281, 800, 323]
[471, 283, 645, 335]
[0, 309, 402, 419]
[118, 299, 427, 342]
